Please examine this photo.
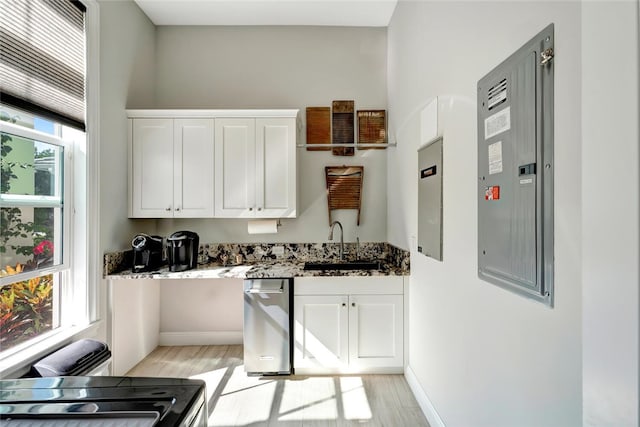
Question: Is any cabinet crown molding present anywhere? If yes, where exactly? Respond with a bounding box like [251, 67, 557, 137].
[126, 109, 299, 119]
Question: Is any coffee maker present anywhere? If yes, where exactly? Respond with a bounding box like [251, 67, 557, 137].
[131, 234, 164, 273]
[167, 231, 199, 272]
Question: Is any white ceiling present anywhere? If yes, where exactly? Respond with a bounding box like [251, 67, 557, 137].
[134, 0, 398, 27]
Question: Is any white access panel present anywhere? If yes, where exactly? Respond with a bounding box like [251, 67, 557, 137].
[417, 137, 443, 261]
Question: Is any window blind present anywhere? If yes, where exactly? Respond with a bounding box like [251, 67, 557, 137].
[0, 0, 86, 130]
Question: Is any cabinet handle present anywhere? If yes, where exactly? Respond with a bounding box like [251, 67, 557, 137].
[175, 206, 181, 212]
[342, 303, 346, 307]
[249, 207, 253, 211]
[258, 207, 262, 211]
[165, 206, 171, 211]
[352, 302, 356, 307]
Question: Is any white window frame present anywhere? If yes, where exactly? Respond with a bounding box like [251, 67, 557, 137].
[83, 0, 101, 328]
[0, 116, 74, 354]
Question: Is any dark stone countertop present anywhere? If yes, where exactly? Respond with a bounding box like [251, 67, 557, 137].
[104, 241, 410, 280]
[105, 258, 408, 280]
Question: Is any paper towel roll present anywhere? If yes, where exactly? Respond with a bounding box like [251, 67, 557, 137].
[247, 219, 279, 234]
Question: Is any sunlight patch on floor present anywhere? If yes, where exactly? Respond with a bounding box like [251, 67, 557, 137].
[189, 367, 228, 403]
[202, 364, 377, 425]
[340, 376, 372, 421]
[129, 345, 429, 426]
[208, 365, 277, 426]
[278, 376, 338, 421]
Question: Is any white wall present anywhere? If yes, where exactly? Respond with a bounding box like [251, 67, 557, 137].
[159, 279, 243, 345]
[582, 1, 639, 426]
[153, 26, 388, 244]
[98, 0, 158, 352]
[387, 2, 582, 426]
[99, 0, 157, 253]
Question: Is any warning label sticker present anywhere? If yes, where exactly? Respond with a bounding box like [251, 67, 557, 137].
[488, 141, 503, 175]
[484, 106, 511, 140]
[485, 186, 500, 201]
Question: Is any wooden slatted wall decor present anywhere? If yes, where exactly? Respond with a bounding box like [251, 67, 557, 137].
[325, 166, 364, 225]
[357, 110, 387, 149]
[332, 100, 355, 156]
[306, 107, 331, 151]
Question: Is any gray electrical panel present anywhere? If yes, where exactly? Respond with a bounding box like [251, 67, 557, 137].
[418, 137, 443, 261]
[477, 24, 554, 306]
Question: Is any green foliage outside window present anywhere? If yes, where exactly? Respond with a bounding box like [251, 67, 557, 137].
[0, 112, 55, 351]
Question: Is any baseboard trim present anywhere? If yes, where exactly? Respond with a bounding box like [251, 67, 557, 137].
[295, 366, 404, 375]
[159, 331, 243, 346]
[405, 364, 446, 427]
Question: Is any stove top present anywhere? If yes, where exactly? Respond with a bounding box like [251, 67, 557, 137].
[0, 376, 207, 427]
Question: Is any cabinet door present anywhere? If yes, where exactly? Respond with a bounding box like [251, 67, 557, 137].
[348, 294, 403, 370]
[131, 119, 174, 218]
[293, 295, 349, 372]
[256, 118, 297, 218]
[214, 118, 256, 217]
[174, 119, 214, 217]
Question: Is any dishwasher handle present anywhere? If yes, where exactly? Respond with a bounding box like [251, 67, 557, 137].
[244, 279, 288, 294]
[245, 288, 284, 294]
[245, 287, 284, 294]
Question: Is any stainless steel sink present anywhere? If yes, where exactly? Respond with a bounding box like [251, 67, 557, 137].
[303, 260, 382, 271]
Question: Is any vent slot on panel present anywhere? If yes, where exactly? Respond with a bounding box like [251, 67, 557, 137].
[487, 78, 508, 110]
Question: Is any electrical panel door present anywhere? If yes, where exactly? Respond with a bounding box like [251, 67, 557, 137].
[418, 137, 443, 261]
[477, 24, 554, 305]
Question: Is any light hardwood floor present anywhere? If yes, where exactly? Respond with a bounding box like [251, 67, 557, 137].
[126, 345, 430, 427]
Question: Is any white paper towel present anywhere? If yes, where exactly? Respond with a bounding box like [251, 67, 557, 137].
[247, 219, 278, 234]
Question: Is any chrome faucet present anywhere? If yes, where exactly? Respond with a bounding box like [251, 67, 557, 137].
[328, 221, 345, 261]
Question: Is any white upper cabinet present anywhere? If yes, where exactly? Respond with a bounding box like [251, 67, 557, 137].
[215, 117, 297, 218]
[129, 118, 174, 218]
[214, 118, 255, 217]
[128, 109, 297, 219]
[174, 119, 215, 218]
[129, 118, 214, 218]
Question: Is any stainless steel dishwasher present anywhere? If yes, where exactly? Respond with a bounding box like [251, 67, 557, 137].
[243, 278, 292, 375]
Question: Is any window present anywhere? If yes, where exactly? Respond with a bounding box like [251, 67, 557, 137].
[0, 0, 95, 367]
[0, 105, 76, 352]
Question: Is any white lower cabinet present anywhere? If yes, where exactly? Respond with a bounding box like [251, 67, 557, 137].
[293, 276, 404, 374]
[294, 295, 349, 370]
[348, 293, 404, 371]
